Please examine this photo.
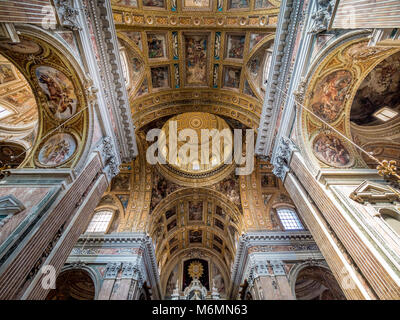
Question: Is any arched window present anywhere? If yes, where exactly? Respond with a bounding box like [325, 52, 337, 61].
[85, 210, 113, 233]
[276, 207, 304, 231]
[380, 209, 400, 235]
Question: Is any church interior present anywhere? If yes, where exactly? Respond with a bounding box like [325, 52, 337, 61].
[0, 0, 399, 300]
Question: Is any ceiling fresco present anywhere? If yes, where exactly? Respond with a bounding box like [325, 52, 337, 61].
[0, 35, 90, 169]
[0, 54, 38, 128]
[113, 0, 278, 134]
[300, 39, 400, 170]
[118, 29, 274, 105]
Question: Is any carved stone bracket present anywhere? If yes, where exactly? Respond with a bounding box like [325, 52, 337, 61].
[272, 136, 298, 181]
[85, 0, 138, 162]
[54, 0, 81, 31]
[269, 260, 286, 276]
[104, 262, 122, 279]
[308, 0, 335, 34]
[292, 77, 307, 105]
[121, 262, 143, 284]
[255, 0, 304, 158]
[97, 136, 120, 180]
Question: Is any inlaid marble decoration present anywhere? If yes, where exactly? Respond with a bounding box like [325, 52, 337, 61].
[151, 66, 170, 88]
[228, 0, 249, 9]
[223, 66, 241, 88]
[313, 132, 351, 167]
[174, 63, 180, 88]
[214, 32, 221, 59]
[147, 33, 167, 59]
[38, 133, 77, 166]
[226, 34, 245, 59]
[35, 66, 78, 120]
[143, 0, 165, 8]
[185, 34, 208, 85]
[213, 64, 219, 88]
[172, 32, 179, 59]
[0, 39, 40, 54]
[310, 70, 352, 123]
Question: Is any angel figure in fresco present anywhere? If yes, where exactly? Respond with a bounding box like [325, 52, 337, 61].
[38, 73, 74, 117]
[312, 71, 352, 122]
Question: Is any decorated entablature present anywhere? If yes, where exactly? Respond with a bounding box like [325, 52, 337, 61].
[0, 30, 91, 170]
[297, 35, 400, 172]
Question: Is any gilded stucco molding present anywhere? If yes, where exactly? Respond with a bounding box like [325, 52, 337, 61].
[255, 0, 303, 158]
[85, 0, 138, 162]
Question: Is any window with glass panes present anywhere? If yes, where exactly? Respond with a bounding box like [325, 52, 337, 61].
[85, 210, 113, 233]
[276, 208, 304, 230]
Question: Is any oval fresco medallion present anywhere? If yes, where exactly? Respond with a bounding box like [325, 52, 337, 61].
[310, 70, 352, 123]
[35, 66, 78, 120]
[312, 132, 352, 167]
[38, 133, 77, 167]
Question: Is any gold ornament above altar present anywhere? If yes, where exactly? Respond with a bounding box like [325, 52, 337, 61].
[188, 261, 204, 279]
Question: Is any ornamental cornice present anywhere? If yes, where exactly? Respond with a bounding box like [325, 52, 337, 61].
[114, 11, 279, 30]
[86, 0, 138, 162]
[75, 232, 152, 246]
[255, 0, 303, 157]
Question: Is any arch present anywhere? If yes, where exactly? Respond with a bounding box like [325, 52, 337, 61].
[296, 31, 400, 174]
[133, 93, 261, 132]
[161, 247, 230, 299]
[380, 208, 400, 236]
[45, 267, 98, 300]
[288, 261, 346, 300]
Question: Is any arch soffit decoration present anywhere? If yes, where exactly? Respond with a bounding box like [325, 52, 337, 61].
[0, 26, 92, 170]
[149, 187, 242, 269]
[149, 187, 242, 232]
[296, 32, 400, 173]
